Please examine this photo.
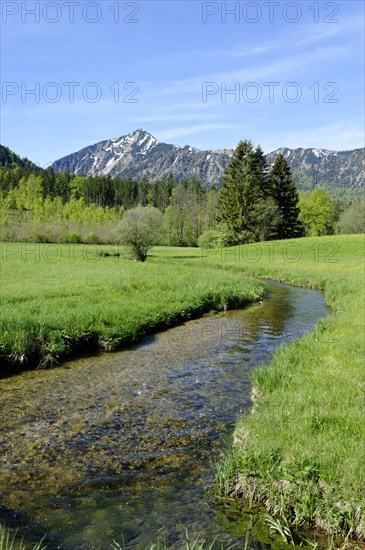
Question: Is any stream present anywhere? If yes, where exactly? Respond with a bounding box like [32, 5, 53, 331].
[0, 280, 329, 549]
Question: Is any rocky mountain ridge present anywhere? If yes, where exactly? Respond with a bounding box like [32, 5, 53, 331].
[52, 129, 231, 187]
[32, 129, 365, 196]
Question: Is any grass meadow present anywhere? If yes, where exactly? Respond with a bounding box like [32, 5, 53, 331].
[201, 234, 364, 544]
[0, 242, 263, 371]
[0, 235, 364, 546]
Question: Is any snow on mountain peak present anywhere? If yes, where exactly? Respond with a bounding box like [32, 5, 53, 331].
[312, 148, 335, 158]
[111, 129, 159, 153]
[51, 130, 363, 193]
[107, 130, 159, 157]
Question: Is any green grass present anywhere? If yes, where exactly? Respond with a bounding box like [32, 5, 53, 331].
[1, 235, 364, 545]
[0, 524, 238, 550]
[206, 235, 365, 543]
[0, 524, 45, 550]
[109, 529, 238, 550]
[0, 242, 263, 371]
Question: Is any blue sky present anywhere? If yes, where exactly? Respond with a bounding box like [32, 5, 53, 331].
[1, 0, 364, 165]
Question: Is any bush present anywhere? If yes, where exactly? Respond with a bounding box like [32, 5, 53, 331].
[338, 202, 365, 234]
[83, 232, 99, 244]
[66, 231, 82, 244]
[114, 206, 164, 262]
[197, 229, 224, 249]
[23, 231, 52, 243]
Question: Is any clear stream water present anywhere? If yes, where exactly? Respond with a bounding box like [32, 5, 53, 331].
[0, 281, 329, 549]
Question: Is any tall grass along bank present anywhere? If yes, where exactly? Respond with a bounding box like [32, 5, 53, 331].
[207, 235, 365, 543]
[0, 242, 263, 372]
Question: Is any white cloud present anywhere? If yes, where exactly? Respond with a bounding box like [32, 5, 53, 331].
[144, 43, 351, 102]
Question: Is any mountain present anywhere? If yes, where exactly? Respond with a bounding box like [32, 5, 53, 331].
[266, 147, 364, 196]
[47, 129, 365, 197]
[0, 144, 40, 172]
[52, 129, 231, 188]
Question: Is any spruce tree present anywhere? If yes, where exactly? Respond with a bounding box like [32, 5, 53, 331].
[269, 153, 304, 239]
[217, 140, 266, 244]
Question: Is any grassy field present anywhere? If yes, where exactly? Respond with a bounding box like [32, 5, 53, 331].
[0, 235, 364, 545]
[0, 242, 263, 371]
[201, 234, 364, 544]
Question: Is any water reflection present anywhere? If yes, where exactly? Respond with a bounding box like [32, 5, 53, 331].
[0, 281, 328, 549]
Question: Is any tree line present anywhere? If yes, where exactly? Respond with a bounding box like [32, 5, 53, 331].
[0, 142, 363, 245]
[0, 163, 219, 245]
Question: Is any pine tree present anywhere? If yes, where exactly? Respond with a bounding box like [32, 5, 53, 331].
[269, 153, 303, 239]
[217, 140, 266, 244]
